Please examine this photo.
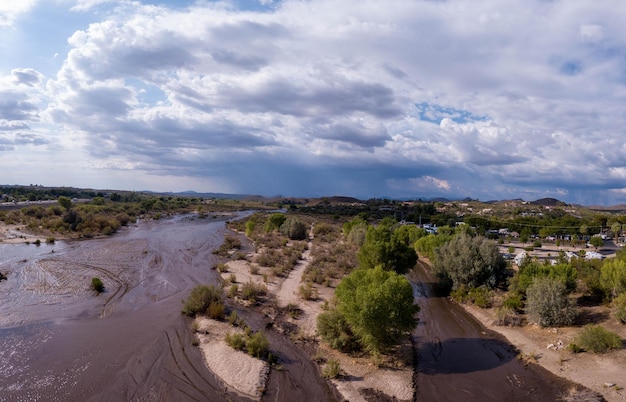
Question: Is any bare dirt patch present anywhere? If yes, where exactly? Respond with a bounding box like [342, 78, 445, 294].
[462, 302, 626, 401]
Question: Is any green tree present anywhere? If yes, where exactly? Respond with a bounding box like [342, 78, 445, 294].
[58, 196, 72, 211]
[510, 261, 577, 295]
[589, 236, 604, 249]
[433, 233, 506, 291]
[280, 217, 308, 240]
[357, 219, 417, 274]
[525, 277, 577, 327]
[334, 266, 419, 354]
[264, 213, 286, 232]
[611, 222, 622, 240]
[600, 259, 626, 299]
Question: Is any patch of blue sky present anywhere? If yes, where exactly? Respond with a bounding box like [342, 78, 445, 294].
[206, 0, 281, 12]
[414, 102, 488, 124]
[0, 2, 95, 76]
[559, 60, 581, 76]
[139, 0, 198, 9]
[126, 78, 169, 106]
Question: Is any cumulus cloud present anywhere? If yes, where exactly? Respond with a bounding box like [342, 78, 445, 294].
[0, 1, 37, 27]
[0, 0, 625, 203]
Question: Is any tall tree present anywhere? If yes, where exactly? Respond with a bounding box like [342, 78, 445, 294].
[335, 266, 419, 354]
[357, 219, 417, 274]
[433, 233, 506, 291]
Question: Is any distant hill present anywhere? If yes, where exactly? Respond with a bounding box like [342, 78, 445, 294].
[529, 198, 567, 207]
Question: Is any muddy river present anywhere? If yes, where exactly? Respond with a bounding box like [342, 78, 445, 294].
[0, 214, 336, 402]
[411, 261, 575, 401]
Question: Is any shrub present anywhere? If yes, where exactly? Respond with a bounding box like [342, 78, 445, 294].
[182, 284, 223, 316]
[91, 277, 104, 293]
[228, 283, 238, 298]
[246, 331, 270, 358]
[207, 301, 225, 320]
[298, 283, 317, 301]
[229, 273, 237, 283]
[433, 233, 506, 291]
[228, 310, 239, 326]
[322, 359, 343, 379]
[502, 293, 524, 311]
[249, 265, 260, 275]
[280, 217, 308, 240]
[495, 306, 522, 326]
[240, 281, 266, 303]
[613, 293, 626, 324]
[264, 213, 286, 232]
[577, 325, 622, 353]
[225, 332, 246, 351]
[215, 263, 228, 273]
[525, 278, 577, 327]
[317, 309, 361, 353]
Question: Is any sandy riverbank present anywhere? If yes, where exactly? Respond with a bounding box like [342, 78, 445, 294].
[0, 223, 53, 244]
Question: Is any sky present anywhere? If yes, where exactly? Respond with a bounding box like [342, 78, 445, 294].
[1, 0, 626, 205]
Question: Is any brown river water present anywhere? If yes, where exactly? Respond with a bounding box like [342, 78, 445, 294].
[0, 214, 336, 402]
[0, 213, 582, 401]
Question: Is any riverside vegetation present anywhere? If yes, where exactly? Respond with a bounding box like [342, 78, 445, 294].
[186, 196, 626, 400]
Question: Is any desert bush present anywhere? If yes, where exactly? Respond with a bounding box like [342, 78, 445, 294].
[245, 220, 256, 236]
[225, 332, 246, 351]
[317, 309, 361, 353]
[207, 301, 225, 320]
[502, 293, 524, 311]
[240, 281, 267, 303]
[249, 265, 260, 275]
[613, 293, 626, 324]
[255, 249, 282, 268]
[91, 277, 104, 293]
[495, 306, 523, 326]
[450, 285, 493, 308]
[246, 331, 270, 358]
[525, 278, 577, 327]
[322, 359, 343, 379]
[215, 263, 228, 273]
[511, 261, 577, 295]
[280, 217, 308, 240]
[577, 325, 622, 353]
[298, 283, 318, 301]
[182, 284, 223, 316]
[433, 233, 506, 291]
[286, 303, 302, 318]
[559, 387, 604, 402]
[264, 213, 286, 232]
[229, 273, 237, 283]
[313, 222, 339, 242]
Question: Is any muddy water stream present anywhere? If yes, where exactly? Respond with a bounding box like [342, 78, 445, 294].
[0, 214, 335, 402]
[411, 261, 574, 401]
